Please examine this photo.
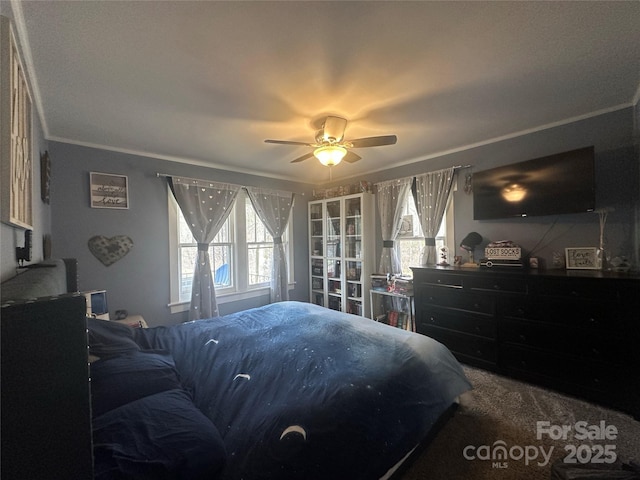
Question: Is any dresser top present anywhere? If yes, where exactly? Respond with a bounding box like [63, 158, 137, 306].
[410, 265, 640, 281]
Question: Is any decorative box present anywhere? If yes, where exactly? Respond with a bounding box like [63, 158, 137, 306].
[484, 247, 521, 260]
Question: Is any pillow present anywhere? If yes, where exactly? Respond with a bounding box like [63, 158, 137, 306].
[87, 317, 140, 357]
[90, 351, 182, 417]
[93, 389, 227, 480]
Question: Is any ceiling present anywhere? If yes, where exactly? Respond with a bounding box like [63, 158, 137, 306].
[12, 1, 640, 185]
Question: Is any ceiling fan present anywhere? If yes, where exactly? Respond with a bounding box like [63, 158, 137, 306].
[264, 116, 397, 166]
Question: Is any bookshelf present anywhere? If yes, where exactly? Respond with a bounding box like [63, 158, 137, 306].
[370, 287, 415, 332]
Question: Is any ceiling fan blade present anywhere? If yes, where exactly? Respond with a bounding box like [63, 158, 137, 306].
[265, 139, 314, 146]
[348, 135, 397, 148]
[290, 152, 315, 163]
[322, 116, 348, 142]
[343, 151, 361, 163]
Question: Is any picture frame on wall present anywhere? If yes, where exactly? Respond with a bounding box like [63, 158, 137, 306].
[1, 17, 34, 229]
[90, 172, 129, 209]
[565, 247, 599, 270]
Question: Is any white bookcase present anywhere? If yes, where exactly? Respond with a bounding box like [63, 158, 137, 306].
[309, 193, 375, 318]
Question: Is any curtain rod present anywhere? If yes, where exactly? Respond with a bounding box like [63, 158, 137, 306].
[155, 173, 305, 196]
[374, 164, 473, 186]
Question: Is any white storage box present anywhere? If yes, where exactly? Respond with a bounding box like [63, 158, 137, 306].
[484, 247, 521, 260]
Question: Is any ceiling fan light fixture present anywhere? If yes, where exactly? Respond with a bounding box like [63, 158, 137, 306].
[314, 145, 347, 166]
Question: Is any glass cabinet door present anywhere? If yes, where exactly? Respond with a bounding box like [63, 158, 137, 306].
[344, 197, 363, 315]
[310, 258, 325, 307]
[309, 203, 323, 257]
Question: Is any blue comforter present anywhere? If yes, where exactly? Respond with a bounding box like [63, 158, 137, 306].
[93, 301, 471, 479]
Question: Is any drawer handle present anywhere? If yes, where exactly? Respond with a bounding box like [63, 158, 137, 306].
[475, 350, 483, 357]
[473, 303, 482, 310]
[591, 348, 600, 356]
[429, 316, 436, 323]
[493, 284, 501, 290]
[518, 334, 527, 342]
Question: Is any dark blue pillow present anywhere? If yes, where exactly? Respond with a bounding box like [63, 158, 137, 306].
[87, 317, 140, 357]
[93, 389, 227, 480]
[90, 351, 182, 417]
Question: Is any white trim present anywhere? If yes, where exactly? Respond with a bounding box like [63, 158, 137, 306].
[9, 0, 48, 137]
[316, 103, 636, 185]
[47, 135, 313, 184]
[168, 286, 271, 315]
[633, 81, 640, 108]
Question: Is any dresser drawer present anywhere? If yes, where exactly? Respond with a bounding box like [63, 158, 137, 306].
[418, 307, 497, 339]
[466, 275, 528, 294]
[419, 325, 497, 364]
[500, 319, 628, 365]
[500, 344, 623, 394]
[414, 270, 464, 288]
[419, 286, 495, 315]
[499, 296, 623, 329]
[531, 277, 620, 301]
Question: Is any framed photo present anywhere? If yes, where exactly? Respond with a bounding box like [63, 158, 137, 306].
[565, 247, 599, 270]
[1, 17, 33, 229]
[90, 172, 129, 209]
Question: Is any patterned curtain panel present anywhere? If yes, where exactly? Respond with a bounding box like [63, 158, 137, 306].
[246, 187, 295, 303]
[413, 167, 455, 266]
[168, 176, 241, 320]
[375, 178, 412, 274]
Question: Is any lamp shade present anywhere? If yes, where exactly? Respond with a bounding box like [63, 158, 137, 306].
[460, 232, 482, 251]
[314, 145, 347, 166]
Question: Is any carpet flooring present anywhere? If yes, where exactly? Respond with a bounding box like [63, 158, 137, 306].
[400, 366, 640, 480]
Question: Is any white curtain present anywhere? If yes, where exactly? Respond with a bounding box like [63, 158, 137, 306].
[413, 167, 455, 266]
[168, 176, 241, 320]
[375, 178, 413, 274]
[246, 187, 295, 303]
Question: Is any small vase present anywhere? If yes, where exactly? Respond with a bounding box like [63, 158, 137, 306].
[597, 248, 607, 270]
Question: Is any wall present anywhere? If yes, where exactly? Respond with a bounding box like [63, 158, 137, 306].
[48, 142, 313, 325]
[0, 5, 51, 282]
[327, 107, 639, 272]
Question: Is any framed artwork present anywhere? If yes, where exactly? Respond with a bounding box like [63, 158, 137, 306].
[565, 247, 599, 270]
[1, 17, 33, 229]
[41, 150, 51, 204]
[90, 172, 129, 209]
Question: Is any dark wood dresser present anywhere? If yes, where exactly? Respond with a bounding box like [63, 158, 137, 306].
[411, 266, 640, 418]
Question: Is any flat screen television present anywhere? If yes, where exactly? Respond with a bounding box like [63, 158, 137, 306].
[473, 146, 595, 220]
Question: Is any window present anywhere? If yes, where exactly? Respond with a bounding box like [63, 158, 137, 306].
[396, 191, 454, 276]
[168, 188, 293, 313]
[244, 196, 273, 286]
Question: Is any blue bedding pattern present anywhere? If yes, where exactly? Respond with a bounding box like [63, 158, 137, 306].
[125, 301, 471, 479]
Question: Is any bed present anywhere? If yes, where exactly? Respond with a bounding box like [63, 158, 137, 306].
[89, 300, 471, 480]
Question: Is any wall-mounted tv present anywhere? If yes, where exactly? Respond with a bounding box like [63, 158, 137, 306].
[473, 146, 595, 220]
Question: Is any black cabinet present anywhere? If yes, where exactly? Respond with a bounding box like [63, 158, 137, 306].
[1, 295, 93, 480]
[411, 266, 640, 418]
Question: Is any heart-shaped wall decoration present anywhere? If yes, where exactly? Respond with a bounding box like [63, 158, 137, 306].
[88, 235, 134, 266]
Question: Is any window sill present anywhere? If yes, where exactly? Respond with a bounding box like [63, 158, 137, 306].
[168, 283, 294, 315]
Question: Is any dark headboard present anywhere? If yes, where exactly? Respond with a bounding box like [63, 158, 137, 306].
[0, 258, 78, 303]
[1, 294, 94, 479]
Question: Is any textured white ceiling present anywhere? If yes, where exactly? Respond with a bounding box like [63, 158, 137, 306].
[14, 0, 640, 184]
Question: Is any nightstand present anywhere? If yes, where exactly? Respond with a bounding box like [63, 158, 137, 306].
[112, 315, 148, 328]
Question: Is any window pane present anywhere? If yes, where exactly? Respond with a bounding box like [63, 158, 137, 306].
[179, 246, 196, 300]
[245, 197, 273, 286]
[245, 199, 272, 243]
[178, 214, 194, 243]
[248, 243, 272, 285]
[396, 193, 448, 276]
[177, 208, 233, 301]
